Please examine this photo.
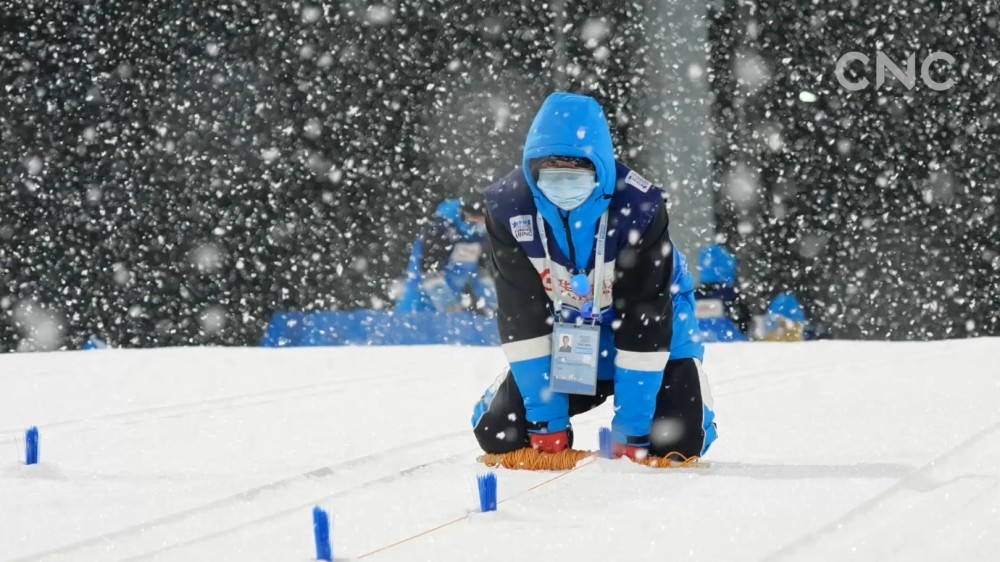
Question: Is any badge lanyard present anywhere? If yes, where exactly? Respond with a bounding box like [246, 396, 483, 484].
[536, 210, 609, 323]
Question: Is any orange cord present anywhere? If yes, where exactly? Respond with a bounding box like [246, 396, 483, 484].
[359, 452, 596, 559]
[631, 451, 708, 469]
[358, 449, 706, 558]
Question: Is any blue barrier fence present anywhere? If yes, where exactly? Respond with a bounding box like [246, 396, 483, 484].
[260, 311, 760, 347]
[261, 311, 500, 347]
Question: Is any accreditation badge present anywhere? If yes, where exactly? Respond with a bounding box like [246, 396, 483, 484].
[550, 323, 600, 396]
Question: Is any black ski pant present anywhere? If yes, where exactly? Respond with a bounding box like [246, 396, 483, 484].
[472, 357, 713, 459]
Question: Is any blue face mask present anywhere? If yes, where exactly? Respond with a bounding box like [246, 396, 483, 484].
[536, 168, 598, 211]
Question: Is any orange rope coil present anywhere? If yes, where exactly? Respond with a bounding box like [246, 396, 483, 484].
[478, 447, 708, 471]
[479, 448, 594, 470]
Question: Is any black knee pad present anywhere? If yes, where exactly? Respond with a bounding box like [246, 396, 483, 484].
[472, 371, 530, 454]
[649, 359, 707, 459]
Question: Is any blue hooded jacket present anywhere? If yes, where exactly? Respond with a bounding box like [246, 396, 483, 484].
[435, 199, 481, 239]
[522, 93, 616, 270]
[474, 93, 716, 452]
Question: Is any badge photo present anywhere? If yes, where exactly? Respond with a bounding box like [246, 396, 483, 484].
[558, 334, 573, 353]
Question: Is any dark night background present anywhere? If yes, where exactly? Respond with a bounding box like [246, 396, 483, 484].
[1, 0, 997, 350]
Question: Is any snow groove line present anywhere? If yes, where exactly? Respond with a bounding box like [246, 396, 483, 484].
[116, 450, 480, 562]
[356, 457, 599, 560]
[0, 372, 419, 438]
[760, 418, 1000, 562]
[10, 429, 471, 562]
[129, 451, 598, 561]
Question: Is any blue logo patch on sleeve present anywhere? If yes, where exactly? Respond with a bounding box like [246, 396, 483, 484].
[509, 214, 534, 242]
[625, 170, 652, 193]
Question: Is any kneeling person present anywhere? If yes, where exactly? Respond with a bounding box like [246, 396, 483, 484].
[470, 93, 717, 460]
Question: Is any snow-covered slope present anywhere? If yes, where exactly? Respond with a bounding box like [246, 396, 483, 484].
[2, 340, 999, 561]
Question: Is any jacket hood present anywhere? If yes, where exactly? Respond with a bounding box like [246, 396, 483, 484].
[769, 293, 808, 323]
[699, 245, 738, 286]
[435, 198, 477, 238]
[522, 92, 615, 270]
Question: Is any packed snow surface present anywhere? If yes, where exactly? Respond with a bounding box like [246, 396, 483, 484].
[2, 340, 999, 561]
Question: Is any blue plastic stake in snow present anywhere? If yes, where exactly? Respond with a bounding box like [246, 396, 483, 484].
[598, 427, 613, 459]
[477, 472, 497, 512]
[312, 506, 332, 561]
[25, 426, 39, 465]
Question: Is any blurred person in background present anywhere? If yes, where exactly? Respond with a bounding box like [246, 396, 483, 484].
[753, 293, 808, 342]
[694, 244, 750, 342]
[395, 198, 496, 315]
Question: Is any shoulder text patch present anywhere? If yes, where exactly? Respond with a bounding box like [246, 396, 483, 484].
[625, 170, 653, 193]
[509, 214, 534, 242]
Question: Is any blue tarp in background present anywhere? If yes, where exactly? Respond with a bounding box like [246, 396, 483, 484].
[261, 311, 500, 347]
[697, 318, 749, 343]
[260, 311, 762, 347]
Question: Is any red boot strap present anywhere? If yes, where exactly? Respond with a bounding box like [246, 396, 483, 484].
[530, 431, 570, 454]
